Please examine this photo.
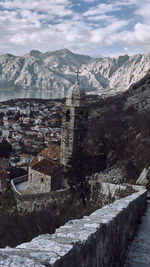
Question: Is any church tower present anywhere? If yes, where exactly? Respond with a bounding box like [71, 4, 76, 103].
[60, 75, 88, 167]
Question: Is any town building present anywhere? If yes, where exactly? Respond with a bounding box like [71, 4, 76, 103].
[12, 77, 88, 195]
[27, 144, 63, 194]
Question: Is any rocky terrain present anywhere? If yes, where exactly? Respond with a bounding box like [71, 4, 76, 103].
[87, 71, 150, 183]
[0, 49, 150, 97]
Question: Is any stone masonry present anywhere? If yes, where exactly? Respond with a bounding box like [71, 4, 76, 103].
[0, 186, 147, 266]
[60, 80, 88, 166]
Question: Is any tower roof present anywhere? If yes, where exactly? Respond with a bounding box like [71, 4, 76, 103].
[66, 79, 86, 106]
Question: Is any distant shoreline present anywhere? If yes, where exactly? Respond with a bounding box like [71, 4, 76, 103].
[0, 88, 64, 102]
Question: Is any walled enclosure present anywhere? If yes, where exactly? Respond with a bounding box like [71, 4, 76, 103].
[14, 181, 141, 213]
[0, 186, 147, 267]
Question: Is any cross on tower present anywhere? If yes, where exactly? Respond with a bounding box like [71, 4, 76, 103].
[75, 68, 82, 82]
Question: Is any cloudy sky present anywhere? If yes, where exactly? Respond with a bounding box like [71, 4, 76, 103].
[0, 0, 150, 57]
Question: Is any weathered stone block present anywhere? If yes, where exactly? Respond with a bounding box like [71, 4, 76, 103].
[0, 187, 147, 267]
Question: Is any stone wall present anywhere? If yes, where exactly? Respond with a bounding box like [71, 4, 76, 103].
[15, 182, 138, 213]
[0, 187, 147, 267]
[15, 188, 72, 213]
[89, 180, 139, 207]
[28, 167, 52, 194]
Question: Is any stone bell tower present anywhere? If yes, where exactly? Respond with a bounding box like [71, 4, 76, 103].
[60, 73, 88, 167]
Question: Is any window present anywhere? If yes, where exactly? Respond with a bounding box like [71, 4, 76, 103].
[41, 178, 44, 183]
[66, 110, 70, 122]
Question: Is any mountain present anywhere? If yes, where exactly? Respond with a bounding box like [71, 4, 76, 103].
[124, 71, 150, 110]
[86, 72, 150, 186]
[0, 48, 150, 97]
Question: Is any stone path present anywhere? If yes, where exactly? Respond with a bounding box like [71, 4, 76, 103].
[124, 200, 150, 267]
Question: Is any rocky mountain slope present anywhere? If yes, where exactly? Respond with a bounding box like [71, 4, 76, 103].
[124, 71, 150, 110]
[87, 71, 150, 183]
[0, 49, 150, 97]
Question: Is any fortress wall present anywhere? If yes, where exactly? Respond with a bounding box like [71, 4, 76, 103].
[0, 187, 147, 267]
[15, 182, 139, 213]
[15, 188, 73, 213]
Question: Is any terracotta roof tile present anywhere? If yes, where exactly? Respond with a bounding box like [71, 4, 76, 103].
[32, 159, 61, 176]
[29, 157, 38, 168]
[38, 144, 60, 161]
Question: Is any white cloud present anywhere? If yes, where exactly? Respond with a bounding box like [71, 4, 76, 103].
[124, 47, 129, 52]
[120, 23, 150, 46]
[0, 0, 150, 56]
[86, 14, 117, 24]
[10, 32, 41, 45]
[0, 0, 73, 18]
[84, 0, 98, 2]
[83, 3, 121, 16]
[134, 3, 150, 20]
[0, 0, 75, 54]
[90, 20, 129, 44]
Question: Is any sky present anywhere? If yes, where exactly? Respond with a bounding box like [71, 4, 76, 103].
[0, 0, 150, 57]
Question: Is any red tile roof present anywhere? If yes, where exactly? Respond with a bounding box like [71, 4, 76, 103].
[29, 157, 38, 168]
[32, 159, 61, 176]
[38, 144, 60, 162]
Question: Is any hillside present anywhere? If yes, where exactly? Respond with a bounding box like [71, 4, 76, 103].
[87, 71, 150, 183]
[0, 49, 150, 97]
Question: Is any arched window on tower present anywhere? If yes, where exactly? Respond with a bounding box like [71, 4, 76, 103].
[66, 110, 70, 122]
